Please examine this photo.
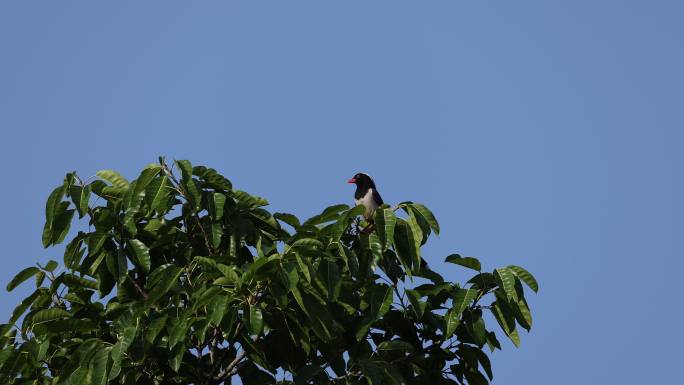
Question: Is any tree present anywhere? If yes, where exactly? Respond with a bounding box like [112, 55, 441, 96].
[1, 159, 538, 385]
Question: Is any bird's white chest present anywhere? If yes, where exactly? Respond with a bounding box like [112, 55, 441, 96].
[355, 188, 378, 217]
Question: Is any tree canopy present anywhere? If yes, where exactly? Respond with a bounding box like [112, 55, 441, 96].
[1, 159, 538, 385]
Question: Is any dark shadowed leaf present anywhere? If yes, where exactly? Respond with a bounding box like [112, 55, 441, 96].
[248, 306, 264, 335]
[69, 185, 91, 218]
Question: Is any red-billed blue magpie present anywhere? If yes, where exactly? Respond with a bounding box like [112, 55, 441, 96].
[348, 173, 384, 220]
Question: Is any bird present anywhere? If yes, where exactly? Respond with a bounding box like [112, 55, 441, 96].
[347, 173, 384, 220]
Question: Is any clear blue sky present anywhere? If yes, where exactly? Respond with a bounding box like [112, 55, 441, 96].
[1, 1, 682, 384]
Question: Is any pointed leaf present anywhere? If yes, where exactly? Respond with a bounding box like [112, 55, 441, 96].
[274, 212, 300, 228]
[129, 239, 151, 273]
[248, 306, 264, 335]
[30, 308, 72, 324]
[406, 289, 426, 319]
[69, 185, 91, 218]
[408, 203, 440, 234]
[377, 340, 414, 352]
[88, 348, 109, 385]
[445, 254, 481, 271]
[6, 267, 39, 291]
[374, 208, 396, 250]
[507, 265, 538, 292]
[96, 170, 129, 189]
[445, 307, 461, 338]
[146, 265, 182, 304]
[212, 192, 226, 219]
[495, 268, 518, 301]
[146, 176, 171, 214]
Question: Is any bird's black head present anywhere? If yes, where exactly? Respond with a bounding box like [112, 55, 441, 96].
[347, 173, 376, 189]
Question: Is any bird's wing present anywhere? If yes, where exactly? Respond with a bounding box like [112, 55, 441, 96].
[372, 189, 384, 206]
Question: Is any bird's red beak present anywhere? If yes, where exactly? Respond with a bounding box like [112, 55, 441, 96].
[347, 178, 356, 184]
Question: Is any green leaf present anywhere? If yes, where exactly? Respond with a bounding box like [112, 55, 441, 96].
[248, 306, 264, 335]
[374, 208, 397, 250]
[490, 301, 516, 337]
[274, 212, 300, 228]
[170, 343, 185, 372]
[30, 308, 72, 324]
[106, 249, 128, 284]
[69, 185, 91, 218]
[290, 237, 324, 250]
[6, 267, 39, 291]
[96, 169, 129, 189]
[42, 201, 75, 248]
[132, 166, 160, 201]
[168, 316, 190, 349]
[145, 316, 168, 344]
[445, 254, 481, 271]
[129, 239, 151, 273]
[508, 328, 521, 347]
[319, 259, 341, 302]
[377, 340, 414, 352]
[62, 273, 98, 289]
[176, 160, 201, 210]
[44, 184, 66, 230]
[193, 165, 233, 191]
[44, 260, 58, 272]
[495, 268, 518, 301]
[109, 324, 137, 379]
[405, 289, 426, 319]
[303, 204, 350, 226]
[146, 265, 182, 304]
[408, 203, 440, 234]
[10, 289, 43, 323]
[207, 295, 230, 326]
[88, 348, 109, 385]
[393, 219, 420, 273]
[513, 296, 533, 331]
[445, 307, 461, 338]
[452, 288, 479, 318]
[369, 284, 393, 320]
[212, 192, 226, 219]
[406, 209, 424, 249]
[508, 265, 539, 292]
[475, 348, 493, 380]
[211, 223, 223, 249]
[146, 176, 171, 214]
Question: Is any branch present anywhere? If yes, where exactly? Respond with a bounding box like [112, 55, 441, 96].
[127, 272, 148, 300]
[214, 347, 248, 381]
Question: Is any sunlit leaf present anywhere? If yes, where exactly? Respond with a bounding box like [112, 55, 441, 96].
[507, 265, 539, 292]
[129, 239, 151, 273]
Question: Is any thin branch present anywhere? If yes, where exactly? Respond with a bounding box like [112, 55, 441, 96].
[127, 272, 148, 300]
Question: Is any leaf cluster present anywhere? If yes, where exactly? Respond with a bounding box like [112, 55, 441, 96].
[1, 159, 538, 385]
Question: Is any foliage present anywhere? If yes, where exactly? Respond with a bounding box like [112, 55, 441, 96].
[1, 159, 538, 385]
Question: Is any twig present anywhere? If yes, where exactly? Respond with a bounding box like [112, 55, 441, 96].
[127, 272, 148, 300]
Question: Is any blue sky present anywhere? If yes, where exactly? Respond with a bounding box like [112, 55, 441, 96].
[1, 1, 682, 384]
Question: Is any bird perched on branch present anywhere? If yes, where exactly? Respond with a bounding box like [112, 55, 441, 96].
[348, 173, 384, 222]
